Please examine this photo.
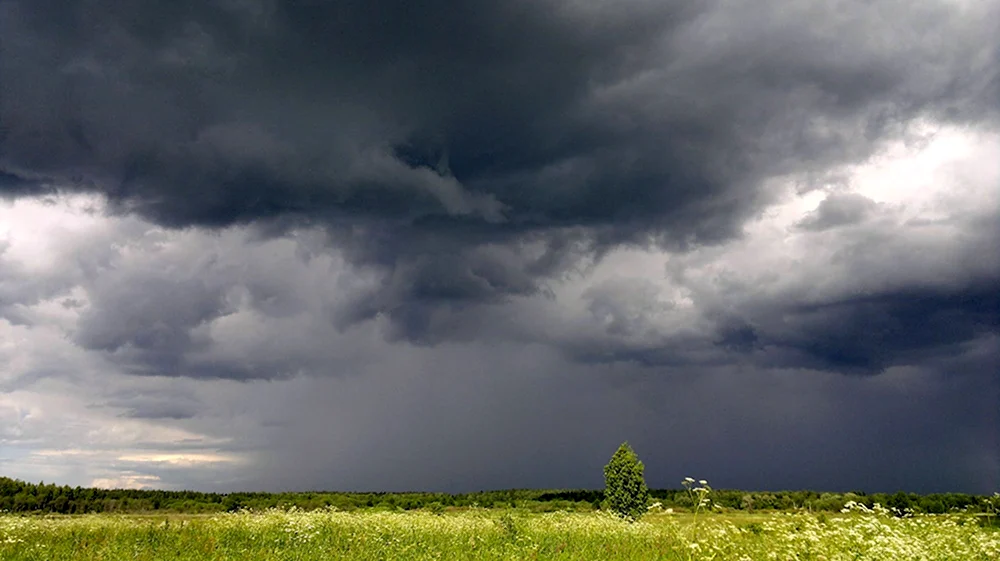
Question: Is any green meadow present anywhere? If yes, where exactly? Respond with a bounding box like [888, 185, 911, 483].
[3, 506, 998, 560]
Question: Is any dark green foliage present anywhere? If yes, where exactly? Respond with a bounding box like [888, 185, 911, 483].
[426, 501, 445, 515]
[602, 442, 649, 520]
[497, 512, 521, 540]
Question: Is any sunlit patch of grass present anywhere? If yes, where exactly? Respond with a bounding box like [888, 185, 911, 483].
[1, 504, 998, 560]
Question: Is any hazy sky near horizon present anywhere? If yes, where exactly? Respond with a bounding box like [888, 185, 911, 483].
[1, 0, 998, 494]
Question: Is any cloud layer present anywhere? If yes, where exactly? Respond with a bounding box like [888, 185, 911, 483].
[0, 0, 997, 493]
[4, 0, 998, 337]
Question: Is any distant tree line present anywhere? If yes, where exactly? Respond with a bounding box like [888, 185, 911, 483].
[0, 476, 992, 515]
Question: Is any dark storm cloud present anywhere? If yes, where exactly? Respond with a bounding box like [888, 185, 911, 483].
[797, 193, 878, 231]
[0, 170, 48, 197]
[101, 388, 203, 420]
[74, 275, 230, 376]
[558, 280, 1000, 375]
[533, 188, 1000, 377]
[756, 284, 1000, 375]
[3, 0, 998, 342]
[701, 214, 1000, 376]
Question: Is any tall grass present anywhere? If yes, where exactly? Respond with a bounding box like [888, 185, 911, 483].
[2, 506, 998, 560]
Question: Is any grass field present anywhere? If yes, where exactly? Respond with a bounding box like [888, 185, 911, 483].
[2, 506, 998, 560]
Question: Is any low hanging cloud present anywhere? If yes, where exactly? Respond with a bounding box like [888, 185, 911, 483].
[796, 193, 879, 231]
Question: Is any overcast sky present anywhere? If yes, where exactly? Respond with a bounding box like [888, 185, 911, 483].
[1, 0, 998, 495]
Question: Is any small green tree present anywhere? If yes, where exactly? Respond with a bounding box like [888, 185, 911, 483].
[603, 441, 649, 520]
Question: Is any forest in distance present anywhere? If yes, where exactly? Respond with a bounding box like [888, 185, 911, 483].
[1, 476, 994, 516]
